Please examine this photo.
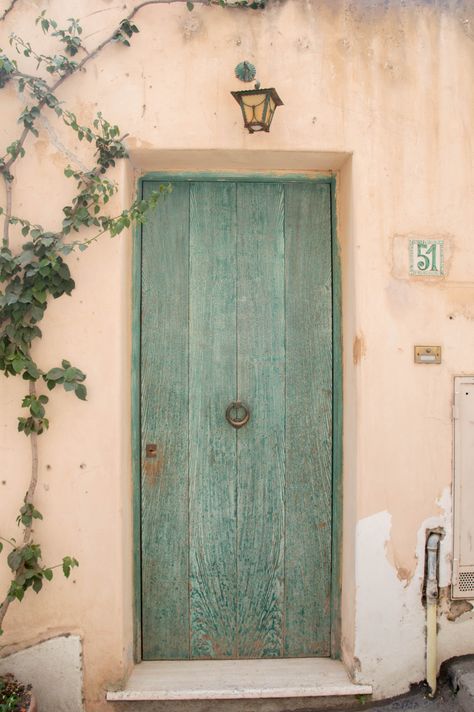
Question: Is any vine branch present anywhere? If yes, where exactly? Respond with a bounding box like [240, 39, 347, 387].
[0, 588, 9, 631]
[0, 0, 264, 638]
[2, 173, 11, 247]
[2, 0, 265, 172]
[23, 380, 39, 545]
[0, 0, 18, 23]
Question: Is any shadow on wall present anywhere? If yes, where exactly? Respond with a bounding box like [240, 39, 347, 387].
[0, 635, 84, 712]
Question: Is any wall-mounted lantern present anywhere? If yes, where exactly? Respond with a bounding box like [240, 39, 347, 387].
[231, 61, 283, 134]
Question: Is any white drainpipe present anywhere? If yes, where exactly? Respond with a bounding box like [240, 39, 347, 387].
[425, 531, 442, 696]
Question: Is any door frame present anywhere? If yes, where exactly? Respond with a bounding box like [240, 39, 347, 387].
[131, 172, 342, 662]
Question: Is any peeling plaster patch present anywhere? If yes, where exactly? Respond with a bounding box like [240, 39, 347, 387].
[182, 14, 202, 40]
[353, 491, 454, 697]
[390, 233, 453, 281]
[385, 487, 452, 586]
[439, 588, 474, 622]
[353, 333, 366, 364]
[353, 511, 425, 695]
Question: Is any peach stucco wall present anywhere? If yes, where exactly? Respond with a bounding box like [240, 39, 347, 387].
[1, 0, 473, 708]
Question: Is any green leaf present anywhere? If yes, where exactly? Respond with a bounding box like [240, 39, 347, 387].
[22, 544, 35, 561]
[8, 581, 25, 602]
[25, 363, 42, 379]
[33, 290, 47, 304]
[12, 357, 24, 373]
[7, 549, 22, 571]
[30, 399, 45, 417]
[44, 568, 53, 581]
[45, 367, 64, 381]
[75, 383, 87, 401]
[187, 1, 194, 9]
[62, 555, 78, 578]
[31, 305, 45, 321]
[17, 509, 31, 527]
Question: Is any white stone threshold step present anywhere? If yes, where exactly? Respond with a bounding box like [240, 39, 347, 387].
[107, 658, 372, 701]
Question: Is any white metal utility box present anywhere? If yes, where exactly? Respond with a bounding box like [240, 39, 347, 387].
[453, 377, 474, 599]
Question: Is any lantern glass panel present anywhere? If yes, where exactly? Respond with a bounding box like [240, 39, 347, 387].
[231, 88, 283, 133]
[243, 92, 266, 125]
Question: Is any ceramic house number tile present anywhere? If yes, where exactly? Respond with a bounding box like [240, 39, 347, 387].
[409, 239, 444, 276]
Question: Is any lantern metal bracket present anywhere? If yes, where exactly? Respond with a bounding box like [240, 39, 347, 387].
[235, 61, 256, 83]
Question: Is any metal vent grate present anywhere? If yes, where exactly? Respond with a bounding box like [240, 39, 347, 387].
[458, 571, 474, 593]
[453, 565, 474, 599]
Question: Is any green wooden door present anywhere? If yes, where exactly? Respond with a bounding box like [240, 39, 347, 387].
[140, 179, 333, 660]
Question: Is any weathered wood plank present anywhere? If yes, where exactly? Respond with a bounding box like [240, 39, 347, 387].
[236, 183, 286, 657]
[284, 182, 333, 657]
[189, 182, 238, 659]
[141, 181, 190, 660]
[330, 179, 343, 658]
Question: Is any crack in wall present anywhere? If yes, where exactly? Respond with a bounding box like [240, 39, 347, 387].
[38, 114, 90, 172]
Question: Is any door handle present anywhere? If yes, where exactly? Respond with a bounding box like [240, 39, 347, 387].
[225, 401, 250, 429]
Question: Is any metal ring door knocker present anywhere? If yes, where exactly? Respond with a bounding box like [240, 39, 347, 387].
[225, 401, 250, 429]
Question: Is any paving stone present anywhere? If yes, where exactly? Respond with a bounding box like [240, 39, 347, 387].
[446, 656, 474, 712]
[327, 681, 460, 712]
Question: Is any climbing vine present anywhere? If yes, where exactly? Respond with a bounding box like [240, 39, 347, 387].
[0, 0, 266, 636]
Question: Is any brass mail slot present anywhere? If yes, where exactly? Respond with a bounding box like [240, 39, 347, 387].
[414, 346, 441, 364]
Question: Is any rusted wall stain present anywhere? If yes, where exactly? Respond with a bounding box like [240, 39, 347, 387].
[384, 534, 418, 586]
[353, 333, 367, 365]
[439, 586, 474, 621]
[396, 566, 412, 584]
